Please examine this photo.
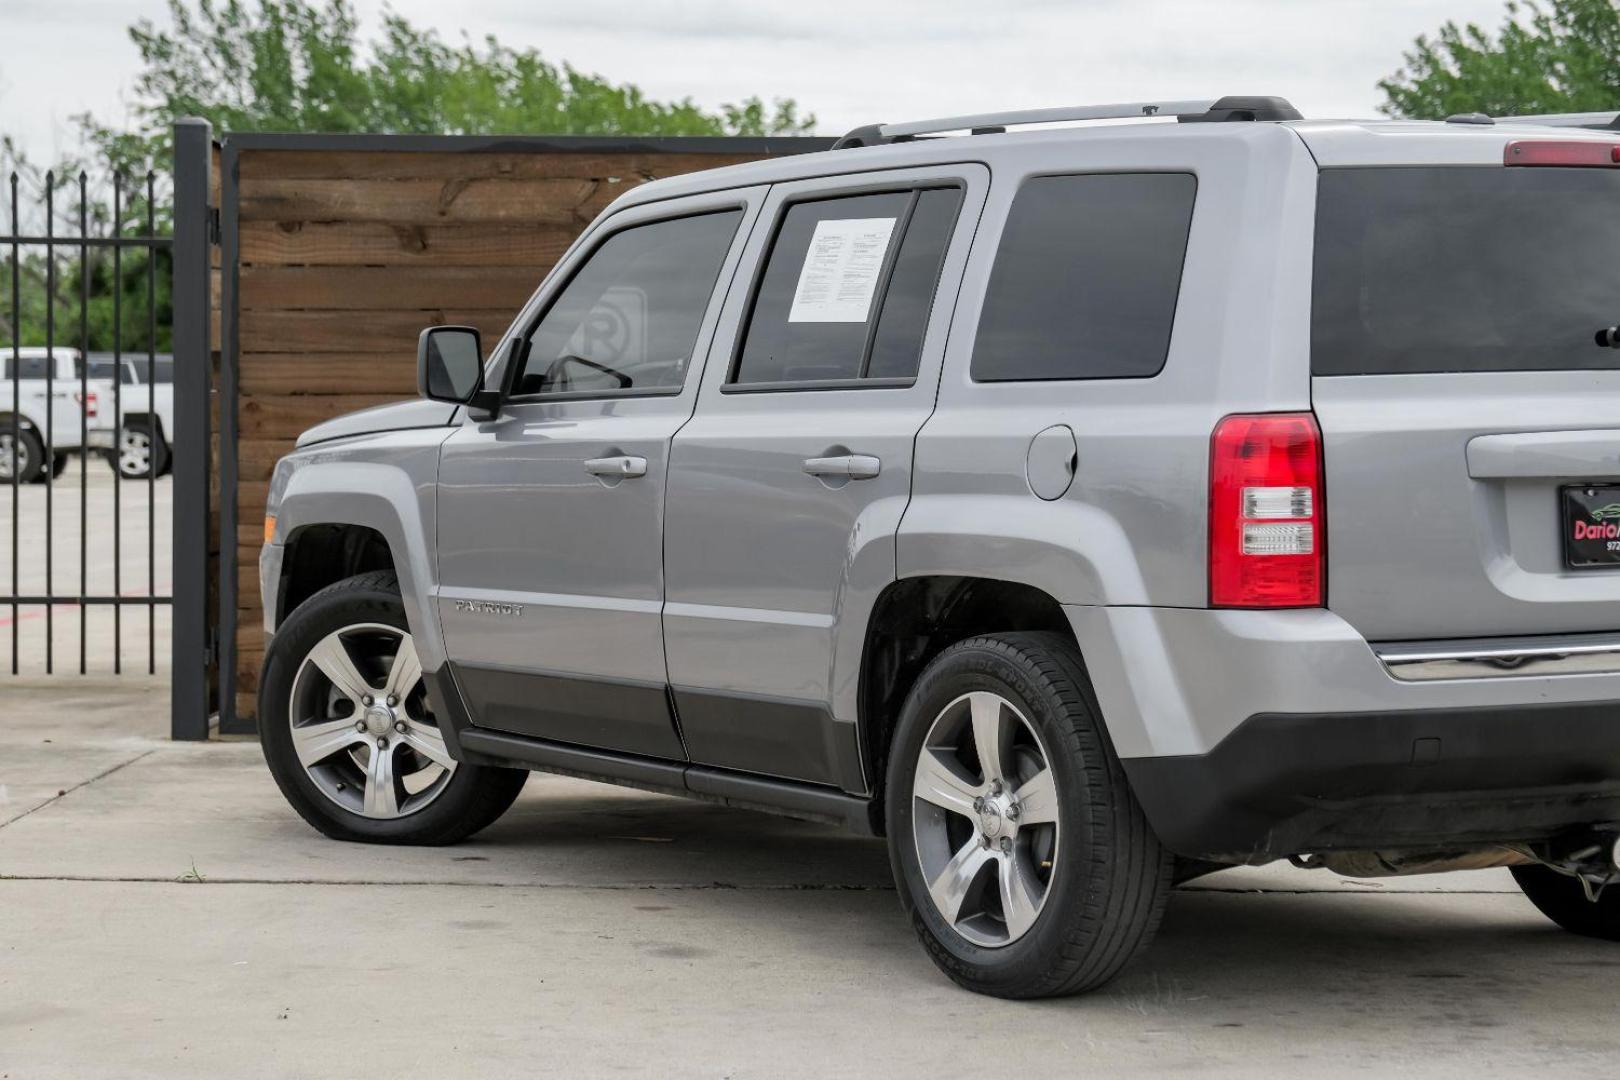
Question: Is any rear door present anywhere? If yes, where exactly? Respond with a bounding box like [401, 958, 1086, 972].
[1310, 156, 1620, 640]
[663, 164, 987, 789]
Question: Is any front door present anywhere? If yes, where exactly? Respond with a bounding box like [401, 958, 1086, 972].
[436, 189, 763, 759]
[663, 164, 988, 789]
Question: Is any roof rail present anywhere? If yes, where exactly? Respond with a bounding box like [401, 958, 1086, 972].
[831, 96, 1302, 149]
[1497, 111, 1620, 131]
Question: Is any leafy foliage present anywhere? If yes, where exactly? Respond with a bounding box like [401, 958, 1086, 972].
[79, 0, 814, 181]
[1380, 0, 1620, 118]
[5, 0, 813, 350]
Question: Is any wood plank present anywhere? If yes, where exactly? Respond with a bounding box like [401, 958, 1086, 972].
[241, 149, 763, 182]
[240, 177, 622, 227]
[240, 353, 420, 397]
[240, 309, 513, 353]
[240, 265, 540, 311]
[237, 394, 405, 440]
[239, 221, 577, 267]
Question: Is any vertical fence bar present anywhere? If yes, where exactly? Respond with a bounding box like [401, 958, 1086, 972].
[217, 143, 239, 733]
[112, 175, 123, 674]
[78, 173, 88, 674]
[171, 119, 213, 739]
[145, 173, 156, 675]
[43, 173, 53, 674]
[8, 172, 17, 675]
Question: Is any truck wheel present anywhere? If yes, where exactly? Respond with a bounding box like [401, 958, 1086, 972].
[1512, 865, 1620, 941]
[886, 632, 1173, 998]
[116, 420, 169, 480]
[259, 570, 528, 845]
[0, 428, 44, 484]
[49, 451, 69, 479]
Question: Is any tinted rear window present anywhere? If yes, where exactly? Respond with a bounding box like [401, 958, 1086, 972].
[1313, 166, 1620, 376]
[971, 172, 1196, 382]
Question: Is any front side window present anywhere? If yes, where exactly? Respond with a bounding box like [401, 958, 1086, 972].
[513, 209, 742, 396]
[731, 187, 964, 386]
[972, 173, 1196, 382]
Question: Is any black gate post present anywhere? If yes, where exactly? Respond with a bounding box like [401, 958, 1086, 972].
[171, 118, 214, 740]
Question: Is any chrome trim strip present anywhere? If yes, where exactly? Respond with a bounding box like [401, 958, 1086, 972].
[1377, 632, 1620, 681]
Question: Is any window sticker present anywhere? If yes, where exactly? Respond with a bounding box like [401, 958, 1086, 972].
[787, 217, 897, 323]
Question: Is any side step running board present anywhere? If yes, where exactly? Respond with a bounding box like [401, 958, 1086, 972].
[456, 727, 878, 835]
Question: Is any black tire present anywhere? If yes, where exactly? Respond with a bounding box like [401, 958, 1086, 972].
[259, 570, 528, 845]
[115, 419, 169, 480]
[886, 632, 1173, 999]
[49, 450, 69, 479]
[1, 426, 45, 484]
[1512, 865, 1620, 941]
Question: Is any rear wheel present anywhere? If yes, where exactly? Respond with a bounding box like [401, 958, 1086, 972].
[0, 428, 44, 484]
[886, 632, 1173, 998]
[1512, 865, 1620, 941]
[259, 570, 528, 845]
[115, 420, 169, 479]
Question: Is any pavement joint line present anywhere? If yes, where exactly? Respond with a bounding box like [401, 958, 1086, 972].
[0, 747, 159, 831]
[0, 874, 897, 890]
[0, 874, 1518, 895]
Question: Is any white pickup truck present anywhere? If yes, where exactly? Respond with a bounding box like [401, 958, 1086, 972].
[0, 347, 116, 483]
[83, 352, 175, 479]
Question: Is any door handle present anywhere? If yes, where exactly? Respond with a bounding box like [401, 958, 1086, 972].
[584, 455, 648, 478]
[802, 454, 881, 480]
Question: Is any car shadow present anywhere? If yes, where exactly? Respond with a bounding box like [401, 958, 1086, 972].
[462, 782, 1620, 1031]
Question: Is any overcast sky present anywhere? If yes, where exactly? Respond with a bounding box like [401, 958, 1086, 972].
[2, 0, 1517, 160]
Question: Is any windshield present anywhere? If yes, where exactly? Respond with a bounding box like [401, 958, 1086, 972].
[1312, 165, 1620, 376]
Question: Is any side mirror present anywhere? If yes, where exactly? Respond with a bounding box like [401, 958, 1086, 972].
[417, 326, 484, 405]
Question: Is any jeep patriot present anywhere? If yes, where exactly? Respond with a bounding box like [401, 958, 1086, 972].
[257, 97, 1620, 998]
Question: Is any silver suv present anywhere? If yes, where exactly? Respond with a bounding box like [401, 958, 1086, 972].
[257, 97, 1620, 999]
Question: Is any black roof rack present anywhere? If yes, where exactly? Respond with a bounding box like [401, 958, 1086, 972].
[831, 95, 1302, 149]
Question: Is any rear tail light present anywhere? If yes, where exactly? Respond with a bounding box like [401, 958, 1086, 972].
[1504, 140, 1620, 167]
[76, 390, 98, 418]
[1210, 412, 1324, 608]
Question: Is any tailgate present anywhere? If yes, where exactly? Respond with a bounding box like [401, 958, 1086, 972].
[1311, 162, 1620, 641]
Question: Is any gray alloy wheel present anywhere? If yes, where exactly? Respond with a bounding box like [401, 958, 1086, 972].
[117, 426, 151, 478]
[287, 621, 456, 819]
[0, 429, 39, 483]
[911, 690, 1061, 948]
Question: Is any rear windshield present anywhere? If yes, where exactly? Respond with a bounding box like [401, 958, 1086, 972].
[1312, 166, 1620, 376]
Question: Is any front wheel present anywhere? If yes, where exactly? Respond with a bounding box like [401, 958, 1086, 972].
[0, 427, 45, 484]
[886, 632, 1173, 999]
[259, 570, 528, 845]
[1512, 865, 1620, 941]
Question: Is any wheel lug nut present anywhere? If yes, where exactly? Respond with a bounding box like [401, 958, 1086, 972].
[989, 780, 1003, 797]
[375, 737, 387, 749]
[972, 797, 985, 812]
[362, 695, 374, 707]
[394, 721, 407, 734]
[386, 695, 398, 707]
[354, 721, 366, 733]
[1006, 803, 1020, 821]
[1000, 837, 1013, 854]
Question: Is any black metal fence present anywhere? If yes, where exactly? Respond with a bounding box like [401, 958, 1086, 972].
[2, 168, 173, 675]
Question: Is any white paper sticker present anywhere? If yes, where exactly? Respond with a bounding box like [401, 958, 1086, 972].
[788, 217, 897, 323]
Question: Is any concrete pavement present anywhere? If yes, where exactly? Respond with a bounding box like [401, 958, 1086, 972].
[3, 681, 1619, 1078]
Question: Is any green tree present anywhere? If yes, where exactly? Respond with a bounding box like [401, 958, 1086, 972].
[1379, 0, 1620, 118]
[81, 0, 813, 180]
[5, 0, 813, 351]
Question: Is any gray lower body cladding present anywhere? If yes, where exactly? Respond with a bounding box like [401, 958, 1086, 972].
[1122, 700, 1620, 862]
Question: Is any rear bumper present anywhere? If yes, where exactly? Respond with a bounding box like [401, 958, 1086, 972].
[1064, 604, 1620, 860]
[1122, 702, 1620, 861]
